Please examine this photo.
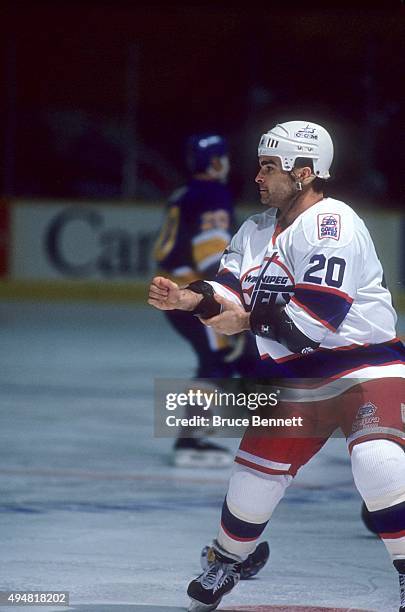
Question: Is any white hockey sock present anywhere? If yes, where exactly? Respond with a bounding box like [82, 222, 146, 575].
[351, 439, 405, 561]
[217, 463, 292, 558]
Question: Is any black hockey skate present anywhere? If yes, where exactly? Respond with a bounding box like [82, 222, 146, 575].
[172, 437, 233, 468]
[187, 540, 241, 611]
[201, 540, 269, 579]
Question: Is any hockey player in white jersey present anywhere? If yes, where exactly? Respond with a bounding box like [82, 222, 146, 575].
[148, 120, 405, 611]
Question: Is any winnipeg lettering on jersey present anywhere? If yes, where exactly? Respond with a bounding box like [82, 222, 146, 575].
[241, 256, 294, 310]
[209, 198, 405, 380]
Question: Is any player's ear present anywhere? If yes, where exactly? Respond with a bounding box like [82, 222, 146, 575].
[293, 164, 312, 180]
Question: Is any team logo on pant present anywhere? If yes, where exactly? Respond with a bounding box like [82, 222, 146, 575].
[357, 402, 377, 419]
[352, 401, 380, 432]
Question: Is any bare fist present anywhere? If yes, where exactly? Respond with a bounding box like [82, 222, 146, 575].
[148, 276, 181, 310]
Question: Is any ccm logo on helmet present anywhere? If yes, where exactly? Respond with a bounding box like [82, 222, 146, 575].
[295, 125, 318, 140]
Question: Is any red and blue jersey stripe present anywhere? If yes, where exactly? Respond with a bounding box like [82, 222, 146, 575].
[292, 283, 353, 332]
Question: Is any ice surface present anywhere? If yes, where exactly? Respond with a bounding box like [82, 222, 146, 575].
[0, 303, 404, 612]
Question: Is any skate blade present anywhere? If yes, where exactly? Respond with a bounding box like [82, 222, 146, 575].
[188, 597, 221, 611]
[173, 450, 233, 468]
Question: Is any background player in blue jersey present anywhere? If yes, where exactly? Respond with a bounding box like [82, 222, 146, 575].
[154, 133, 266, 468]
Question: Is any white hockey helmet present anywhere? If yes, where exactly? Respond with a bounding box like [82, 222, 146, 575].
[258, 121, 334, 179]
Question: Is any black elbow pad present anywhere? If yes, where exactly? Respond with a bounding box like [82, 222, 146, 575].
[186, 280, 221, 319]
[250, 304, 320, 354]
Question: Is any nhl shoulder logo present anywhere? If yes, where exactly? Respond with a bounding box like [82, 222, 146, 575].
[356, 402, 377, 419]
[317, 213, 341, 241]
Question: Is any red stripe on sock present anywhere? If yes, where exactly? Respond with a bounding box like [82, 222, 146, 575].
[221, 521, 258, 543]
[380, 529, 405, 540]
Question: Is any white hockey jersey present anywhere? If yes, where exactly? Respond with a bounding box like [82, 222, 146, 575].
[208, 198, 404, 379]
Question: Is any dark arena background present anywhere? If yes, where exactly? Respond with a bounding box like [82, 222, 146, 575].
[0, 2, 404, 611]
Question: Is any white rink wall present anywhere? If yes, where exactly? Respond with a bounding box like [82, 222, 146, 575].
[0, 200, 403, 308]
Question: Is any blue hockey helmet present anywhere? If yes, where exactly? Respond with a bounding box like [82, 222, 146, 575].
[186, 134, 228, 173]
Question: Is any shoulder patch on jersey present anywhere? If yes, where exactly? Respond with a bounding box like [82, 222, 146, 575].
[317, 213, 341, 241]
[299, 199, 354, 247]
